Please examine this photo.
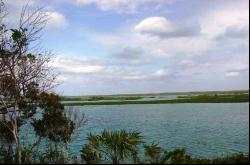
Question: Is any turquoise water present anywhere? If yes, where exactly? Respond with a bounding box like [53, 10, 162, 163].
[67, 103, 249, 158]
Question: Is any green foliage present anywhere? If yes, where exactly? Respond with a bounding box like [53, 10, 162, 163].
[0, 75, 17, 98]
[80, 131, 249, 164]
[60, 96, 143, 102]
[81, 144, 101, 164]
[32, 93, 76, 143]
[143, 144, 188, 164]
[0, 146, 70, 164]
[20, 147, 34, 164]
[81, 129, 144, 164]
[144, 143, 165, 164]
[211, 153, 249, 164]
[10, 29, 22, 41]
[25, 81, 39, 100]
[0, 119, 23, 143]
[1, 129, 249, 164]
[36, 145, 69, 164]
[10, 28, 28, 48]
[143, 144, 249, 164]
[0, 150, 15, 164]
[32, 111, 75, 143]
[166, 148, 187, 164]
[40, 92, 64, 110]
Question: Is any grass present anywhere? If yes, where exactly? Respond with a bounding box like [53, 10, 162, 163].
[61, 92, 249, 106]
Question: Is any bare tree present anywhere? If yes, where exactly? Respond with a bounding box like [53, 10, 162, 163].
[0, 0, 6, 22]
[0, 2, 56, 164]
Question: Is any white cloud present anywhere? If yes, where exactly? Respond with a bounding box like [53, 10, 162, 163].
[46, 11, 69, 30]
[2, 0, 34, 25]
[123, 68, 170, 80]
[76, 0, 136, 13]
[123, 74, 148, 80]
[57, 75, 69, 81]
[51, 54, 173, 83]
[65, 65, 104, 74]
[235, 64, 249, 72]
[135, 17, 173, 36]
[88, 28, 215, 65]
[135, 16, 201, 38]
[110, 45, 169, 65]
[180, 60, 196, 67]
[75, 0, 174, 13]
[153, 68, 169, 77]
[226, 72, 240, 77]
[200, 9, 249, 38]
[52, 55, 105, 74]
[3, 1, 68, 30]
[4, 0, 37, 8]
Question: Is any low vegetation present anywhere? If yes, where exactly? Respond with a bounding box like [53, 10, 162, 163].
[1, 129, 249, 164]
[62, 92, 249, 106]
[60, 96, 143, 102]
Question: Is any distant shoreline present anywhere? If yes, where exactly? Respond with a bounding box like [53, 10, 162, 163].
[62, 89, 249, 97]
[61, 92, 249, 106]
[63, 101, 249, 106]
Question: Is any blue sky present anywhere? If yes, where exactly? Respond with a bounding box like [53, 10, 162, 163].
[4, 0, 249, 95]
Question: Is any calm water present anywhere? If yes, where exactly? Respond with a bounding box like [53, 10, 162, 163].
[67, 103, 249, 158]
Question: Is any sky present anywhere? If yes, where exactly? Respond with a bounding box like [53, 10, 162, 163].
[3, 0, 249, 96]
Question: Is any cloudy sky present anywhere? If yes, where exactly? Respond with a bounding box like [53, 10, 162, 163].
[3, 0, 249, 95]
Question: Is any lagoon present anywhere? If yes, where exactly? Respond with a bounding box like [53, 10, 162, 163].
[67, 103, 249, 158]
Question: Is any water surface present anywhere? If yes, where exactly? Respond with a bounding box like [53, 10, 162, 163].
[68, 103, 249, 158]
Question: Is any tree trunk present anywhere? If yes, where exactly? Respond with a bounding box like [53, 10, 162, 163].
[12, 126, 21, 164]
[112, 157, 120, 164]
[12, 104, 22, 164]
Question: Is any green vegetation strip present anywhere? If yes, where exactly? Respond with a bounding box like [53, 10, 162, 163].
[60, 96, 143, 101]
[62, 94, 249, 106]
